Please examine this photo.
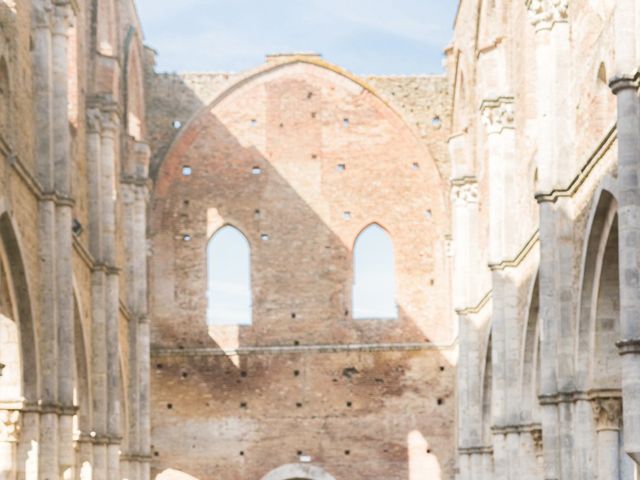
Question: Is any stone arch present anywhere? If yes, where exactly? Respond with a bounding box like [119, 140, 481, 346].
[72, 281, 92, 435]
[519, 273, 541, 424]
[0, 209, 39, 402]
[260, 464, 336, 480]
[575, 187, 619, 390]
[480, 330, 493, 446]
[123, 27, 145, 142]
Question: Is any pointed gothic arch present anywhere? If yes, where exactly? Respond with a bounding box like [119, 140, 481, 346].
[206, 225, 252, 326]
[352, 223, 397, 320]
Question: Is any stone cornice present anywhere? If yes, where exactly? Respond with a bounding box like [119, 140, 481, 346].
[489, 230, 539, 271]
[455, 289, 492, 316]
[617, 338, 640, 355]
[526, 0, 569, 31]
[609, 72, 640, 95]
[151, 340, 459, 357]
[536, 124, 616, 203]
[458, 445, 493, 455]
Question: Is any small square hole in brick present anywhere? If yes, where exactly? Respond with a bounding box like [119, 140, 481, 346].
[182, 234, 192, 242]
[250, 119, 257, 126]
[425, 210, 432, 219]
[240, 402, 247, 409]
[252, 166, 262, 175]
[296, 402, 303, 408]
[182, 166, 192, 176]
[172, 120, 182, 129]
[343, 118, 350, 127]
[291, 312, 296, 319]
[412, 162, 420, 170]
[343, 211, 351, 220]
[254, 210, 261, 220]
[437, 398, 443, 405]
[261, 234, 269, 242]
[336, 164, 346, 172]
[346, 401, 352, 408]
[294, 370, 300, 376]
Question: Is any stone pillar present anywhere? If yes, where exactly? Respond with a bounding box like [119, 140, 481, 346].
[611, 0, 640, 461]
[527, 3, 572, 477]
[0, 411, 20, 480]
[52, 3, 76, 478]
[100, 107, 121, 480]
[86, 107, 108, 480]
[480, 97, 515, 480]
[592, 397, 623, 479]
[480, 97, 514, 265]
[31, 3, 59, 478]
[121, 141, 150, 480]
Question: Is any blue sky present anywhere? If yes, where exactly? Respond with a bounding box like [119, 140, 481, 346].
[136, 0, 458, 75]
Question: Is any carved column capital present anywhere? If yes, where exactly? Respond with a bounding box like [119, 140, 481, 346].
[0, 410, 20, 442]
[480, 97, 514, 134]
[52, 2, 73, 36]
[591, 397, 622, 431]
[86, 108, 102, 134]
[531, 427, 543, 456]
[526, 0, 568, 31]
[451, 182, 479, 205]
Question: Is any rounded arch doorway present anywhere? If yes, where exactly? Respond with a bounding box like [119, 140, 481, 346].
[260, 464, 336, 480]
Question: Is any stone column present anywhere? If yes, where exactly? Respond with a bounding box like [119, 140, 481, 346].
[0, 410, 20, 480]
[611, 0, 640, 463]
[121, 141, 150, 480]
[31, 2, 59, 478]
[481, 97, 515, 480]
[527, 2, 571, 478]
[86, 107, 108, 480]
[591, 397, 623, 479]
[100, 107, 121, 480]
[52, 3, 76, 478]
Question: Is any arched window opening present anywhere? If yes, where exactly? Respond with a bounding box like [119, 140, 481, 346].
[597, 62, 607, 86]
[207, 226, 252, 325]
[352, 224, 397, 320]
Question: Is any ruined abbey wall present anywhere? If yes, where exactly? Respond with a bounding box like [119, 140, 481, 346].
[146, 56, 456, 480]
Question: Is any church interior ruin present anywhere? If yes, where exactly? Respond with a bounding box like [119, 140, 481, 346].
[1, 0, 639, 478]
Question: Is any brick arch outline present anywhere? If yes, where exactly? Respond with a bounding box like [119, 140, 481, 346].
[154, 56, 436, 180]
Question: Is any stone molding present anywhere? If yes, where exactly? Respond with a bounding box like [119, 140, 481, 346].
[526, 0, 569, 31]
[458, 445, 494, 455]
[488, 229, 539, 271]
[451, 182, 479, 205]
[0, 410, 20, 442]
[617, 338, 640, 355]
[152, 340, 459, 357]
[609, 72, 640, 95]
[591, 397, 622, 432]
[535, 125, 616, 203]
[455, 289, 492, 316]
[480, 97, 514, 134]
